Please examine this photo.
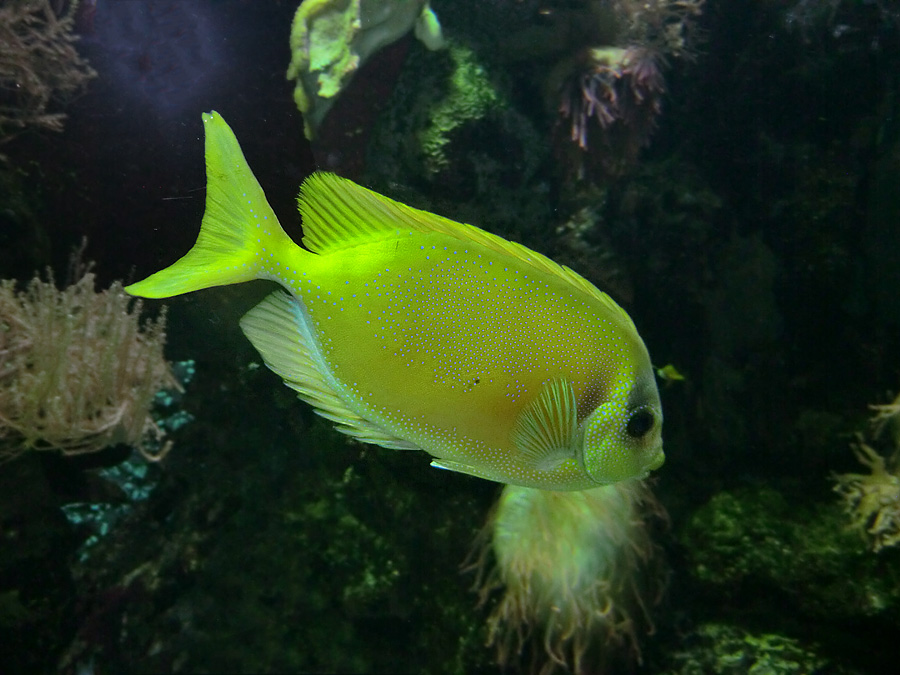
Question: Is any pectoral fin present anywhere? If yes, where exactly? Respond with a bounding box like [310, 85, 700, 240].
[511, 378, 579, 471]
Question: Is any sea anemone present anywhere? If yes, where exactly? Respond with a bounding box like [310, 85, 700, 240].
[0, 265, 176, 463]
[471, 481, 665, 674]
[555, 46, 666, 177]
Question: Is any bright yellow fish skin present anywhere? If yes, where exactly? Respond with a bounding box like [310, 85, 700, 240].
[126, 112, 664, 490]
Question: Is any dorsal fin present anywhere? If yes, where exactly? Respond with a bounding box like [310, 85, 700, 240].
[297, 172, 634, 326]
[297, 172, 449, 253]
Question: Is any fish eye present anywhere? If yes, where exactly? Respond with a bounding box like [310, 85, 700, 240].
[625, 409, 655, 439]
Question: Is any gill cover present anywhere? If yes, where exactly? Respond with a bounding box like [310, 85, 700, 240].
[580, 374, 664, 483]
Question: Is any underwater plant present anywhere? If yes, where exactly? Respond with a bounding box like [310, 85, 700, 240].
[0, 266, 176, 462]
[834, 392, 900, 552]
[472, 481, 664, 674]
[0, 0, 96, 149]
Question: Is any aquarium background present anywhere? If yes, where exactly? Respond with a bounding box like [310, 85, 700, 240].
[1, 0, 899, 673]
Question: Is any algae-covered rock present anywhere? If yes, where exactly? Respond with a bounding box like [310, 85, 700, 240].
[57, 380, 497, 674]
[414, 44, 502, 176]
[682, 486, 900, 624]
[662, 623, 859, 675]
[366, 41, 548, 233]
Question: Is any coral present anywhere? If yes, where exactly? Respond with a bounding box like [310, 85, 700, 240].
[871, 391, 900, 444]
[0, 0, 96, 149]
[834, 441, 900, 552]
[286, 0, 444, 139]
[0, 265, 176, 462]
[555, 46, 666, 177]
[471, 480, 664, 674]
[834, 392, 900, 552]
[538, 0, 704, 178]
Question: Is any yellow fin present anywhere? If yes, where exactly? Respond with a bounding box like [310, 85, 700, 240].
[297, 172, 633, 326]
[511, 378, 579, 471]
[127, 111, 294, 299]
[239, 290, 418, 451]
[430, 458, 511, 483]
[297, 172, 456, 253]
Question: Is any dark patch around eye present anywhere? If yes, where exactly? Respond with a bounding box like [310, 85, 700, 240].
[577, 381, 605, 423]
[626, 409, 654, 439]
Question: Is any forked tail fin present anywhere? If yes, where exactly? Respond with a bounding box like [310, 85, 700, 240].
[126, 111, 296, 299]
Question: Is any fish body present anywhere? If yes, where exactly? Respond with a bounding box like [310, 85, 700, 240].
[127, 112, 664, 490]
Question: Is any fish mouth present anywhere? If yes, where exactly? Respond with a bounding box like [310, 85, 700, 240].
[647, 450, 665, 471]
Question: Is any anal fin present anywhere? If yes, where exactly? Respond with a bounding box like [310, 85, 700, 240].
[239, 291, 419, 451]
[431, 458, 506, 483]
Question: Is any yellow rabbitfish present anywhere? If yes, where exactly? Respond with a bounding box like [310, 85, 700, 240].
[126, 112, 664, 490]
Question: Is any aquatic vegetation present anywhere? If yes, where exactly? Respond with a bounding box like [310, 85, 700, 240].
[834, 392, 900, 552]
[472, 481, 664, 674]
[0, 0, 96, 149]
[287, 0, 444, 139]
[126, 112, 664, 490]
[0, 267, 176, 462]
